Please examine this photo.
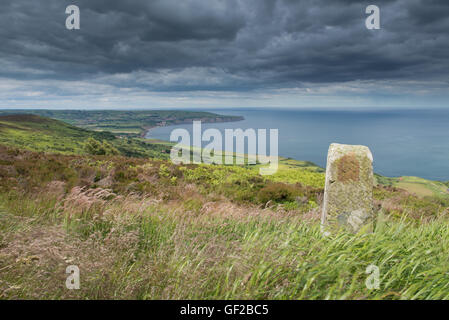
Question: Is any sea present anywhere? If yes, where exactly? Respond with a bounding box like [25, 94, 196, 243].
[145, 108, 449, 181]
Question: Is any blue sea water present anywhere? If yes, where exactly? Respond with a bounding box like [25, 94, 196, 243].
[146, 108, 449, 181]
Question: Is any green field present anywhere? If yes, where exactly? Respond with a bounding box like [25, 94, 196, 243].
[375, 174, 449, 199]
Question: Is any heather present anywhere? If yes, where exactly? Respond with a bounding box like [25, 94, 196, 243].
[1, 144, 449, 299]
[1, 114, 449, 299]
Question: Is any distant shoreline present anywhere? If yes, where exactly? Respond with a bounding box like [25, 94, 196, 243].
[142, 108, 449, 184]
[142, 116, 245, 138]
[0, 109, 244, 139]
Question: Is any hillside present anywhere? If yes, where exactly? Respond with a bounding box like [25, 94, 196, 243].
[0, 113, 448, 300]
[1, 113, 447, 200]
[0, 115, 449, 299]
[1, 141, 449, 299]
[0, 114, 447, 219]
[0, 114, 172, 159]
[0, 114, 115, 154]
[0, 110, 244, 137]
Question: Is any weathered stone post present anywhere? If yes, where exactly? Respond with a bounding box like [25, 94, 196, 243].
[321, 143, 374, 235]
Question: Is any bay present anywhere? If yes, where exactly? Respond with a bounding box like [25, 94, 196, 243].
[146, 108, 449, 181]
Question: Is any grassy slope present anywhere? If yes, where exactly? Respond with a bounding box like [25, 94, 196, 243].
[2, 195, 449, 299]
[0, 114, 115, 154]
[0, 114, 172, 159]
[375, 174, 449, 199]
[0, 145, 448, 299]
[0, 110, 448, 299]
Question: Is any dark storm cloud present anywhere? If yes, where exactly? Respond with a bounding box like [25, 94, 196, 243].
[0, 0, 448, 91]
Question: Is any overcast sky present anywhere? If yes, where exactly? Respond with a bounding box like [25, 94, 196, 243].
[0, 0, 448, 109]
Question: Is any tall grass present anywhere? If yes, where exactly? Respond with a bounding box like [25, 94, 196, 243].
[1, 191, 449, 300]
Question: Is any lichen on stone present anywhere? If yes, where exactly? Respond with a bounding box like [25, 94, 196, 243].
[336, 152, 360, 183]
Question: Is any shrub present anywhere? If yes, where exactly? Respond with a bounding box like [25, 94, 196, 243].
[84, 138, 119, 156]
[257, 182, 299, 204]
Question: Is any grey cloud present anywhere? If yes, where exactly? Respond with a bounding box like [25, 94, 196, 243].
[0, 0, 448, 93]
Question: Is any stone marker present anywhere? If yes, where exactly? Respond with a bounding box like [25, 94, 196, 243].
[321, 143, 374, 234]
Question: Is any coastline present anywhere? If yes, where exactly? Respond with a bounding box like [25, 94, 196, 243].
[141, 115, 245, 138]
[141, 116, 449, 198]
